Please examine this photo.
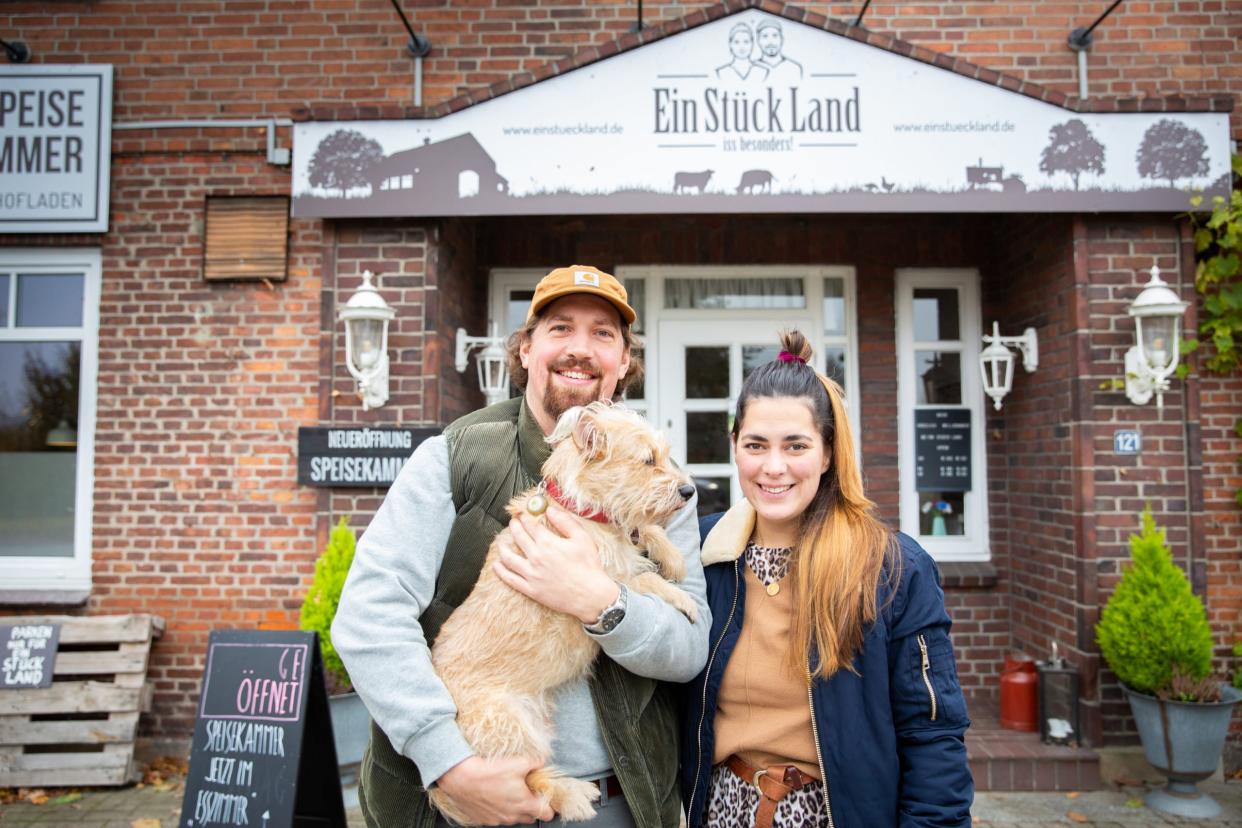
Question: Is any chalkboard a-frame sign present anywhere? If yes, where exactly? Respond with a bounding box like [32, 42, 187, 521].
[180, 630, 346, 828]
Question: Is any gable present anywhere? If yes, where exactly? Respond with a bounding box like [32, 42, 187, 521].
[293, 7, 1231, 217]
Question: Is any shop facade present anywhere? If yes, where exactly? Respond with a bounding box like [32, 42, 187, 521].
[1, 0, 1239, 763]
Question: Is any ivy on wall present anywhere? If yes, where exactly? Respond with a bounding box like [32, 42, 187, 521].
[1184, 153, 1242, 506]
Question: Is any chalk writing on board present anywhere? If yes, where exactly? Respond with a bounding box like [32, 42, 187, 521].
[182, 631, 344, 828]
[1, 624, 60, 690]
[200, 643, 308, 722]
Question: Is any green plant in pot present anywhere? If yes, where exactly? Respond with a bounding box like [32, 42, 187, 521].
[1096, 507, 1241, 818]
[300, 517, 370, 771]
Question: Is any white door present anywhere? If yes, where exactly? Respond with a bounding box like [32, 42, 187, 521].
[658, 317, 814, 516]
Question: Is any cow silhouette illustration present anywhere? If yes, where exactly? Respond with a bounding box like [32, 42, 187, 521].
[736, 169, 775, 194]
[674, 170, 714, 193]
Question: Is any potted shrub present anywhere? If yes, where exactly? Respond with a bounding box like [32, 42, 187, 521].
[300, 517, 370, 775]
[1096, 507, 1241, 818]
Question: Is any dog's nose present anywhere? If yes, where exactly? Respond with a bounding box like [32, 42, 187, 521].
[678, 483, 696, 500]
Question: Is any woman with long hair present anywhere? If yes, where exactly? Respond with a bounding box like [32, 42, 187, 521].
[681, 330, 973, 828]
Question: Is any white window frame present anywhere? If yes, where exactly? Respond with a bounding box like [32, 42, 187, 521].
[0, 248, 101, 601]
[895, 268, 990, 562]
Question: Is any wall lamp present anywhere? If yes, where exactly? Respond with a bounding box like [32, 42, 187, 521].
[455, 324, 509, 407]
[339, 271, 396, 411]
[1124, 266, 1188, 409]
[979, 322, 1039, 410]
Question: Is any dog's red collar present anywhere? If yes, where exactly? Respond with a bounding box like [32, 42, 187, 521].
[543, 479, 610, 524]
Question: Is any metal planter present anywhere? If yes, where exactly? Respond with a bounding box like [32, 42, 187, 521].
[1123, 683, 1241, 819]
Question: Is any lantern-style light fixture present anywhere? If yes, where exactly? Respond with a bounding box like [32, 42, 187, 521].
[338, 270, 396, 411]
[978, 322, 1039, 410]
[455, 324, 509, 406]
[1124, 266, 1189, 409]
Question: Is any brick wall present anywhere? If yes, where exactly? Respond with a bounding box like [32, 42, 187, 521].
[4, 1, 1239, 138]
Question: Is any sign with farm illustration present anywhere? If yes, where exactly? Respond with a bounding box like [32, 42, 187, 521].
[291, 9, 1230, 217]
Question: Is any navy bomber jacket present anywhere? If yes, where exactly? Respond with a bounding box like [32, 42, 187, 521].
[680, 502, 973, 828]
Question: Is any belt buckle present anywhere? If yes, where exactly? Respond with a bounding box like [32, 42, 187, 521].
[751, 768, 768, 795]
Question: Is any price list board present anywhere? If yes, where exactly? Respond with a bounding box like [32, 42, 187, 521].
[915, 408, 972, 492]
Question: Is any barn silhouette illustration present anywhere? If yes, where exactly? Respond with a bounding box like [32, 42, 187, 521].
[368, 133, 509, 202]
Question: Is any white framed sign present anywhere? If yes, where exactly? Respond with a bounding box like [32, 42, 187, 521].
[292, 10, 1230, 218]
[1, 65, 113, 233]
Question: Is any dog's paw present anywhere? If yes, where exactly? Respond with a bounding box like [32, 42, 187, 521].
[667, 589, 698, 623]
[549, 777, 600, 822]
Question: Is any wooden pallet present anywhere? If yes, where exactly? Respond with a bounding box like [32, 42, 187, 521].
[0, 613, 164, 787]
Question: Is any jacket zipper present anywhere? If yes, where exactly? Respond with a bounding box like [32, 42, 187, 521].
[918, 634, 938, 721]
[687, 560, 739, 825]
[806, 661, 836, 828]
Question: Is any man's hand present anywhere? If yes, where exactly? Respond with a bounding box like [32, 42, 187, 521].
[434, 756, 555, 825]
[493, 503, 620, 625]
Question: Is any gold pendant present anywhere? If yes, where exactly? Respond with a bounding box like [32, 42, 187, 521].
[526, 493, 548, 516]
[766, 582, 780, 597]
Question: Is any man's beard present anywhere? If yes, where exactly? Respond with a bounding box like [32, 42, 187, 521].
[541, 359, 604, 424]
[762, 45, 780, 57]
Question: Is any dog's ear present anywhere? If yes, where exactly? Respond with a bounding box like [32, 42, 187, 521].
[548, 406, 587, 447]
[572, 405, 610, 459]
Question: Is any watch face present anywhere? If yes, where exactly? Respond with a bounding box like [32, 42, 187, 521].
[598, 608, 626, 633]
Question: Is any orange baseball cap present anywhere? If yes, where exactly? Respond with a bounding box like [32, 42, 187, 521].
[526, 264, 636, 326]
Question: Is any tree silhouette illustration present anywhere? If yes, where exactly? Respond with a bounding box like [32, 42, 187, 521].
[308, 129, 385, 196]
[1136, 119, 1209, 188]
[1038, 119, 1105, 191]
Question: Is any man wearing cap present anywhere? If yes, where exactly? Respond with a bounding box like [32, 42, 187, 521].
[755, 19, 803, 86]
[333, 265, 710, 827]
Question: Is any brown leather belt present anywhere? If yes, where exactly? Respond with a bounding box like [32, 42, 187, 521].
[725, 754, 815, 828]
[593, 774, 623, 800]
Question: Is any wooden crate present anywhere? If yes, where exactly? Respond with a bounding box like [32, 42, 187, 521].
[0, 613, 164, 787]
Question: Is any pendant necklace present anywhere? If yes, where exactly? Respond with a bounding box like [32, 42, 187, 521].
[753, 529, 786, 597]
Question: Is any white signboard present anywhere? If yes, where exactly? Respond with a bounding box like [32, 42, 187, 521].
[1, 65, 113, 233]
[292, 10, 1229, 218]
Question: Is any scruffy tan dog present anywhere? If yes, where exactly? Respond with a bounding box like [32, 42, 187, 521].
[428, 401, 698, 825]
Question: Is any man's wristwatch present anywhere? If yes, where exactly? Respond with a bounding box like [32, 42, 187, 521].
[584, 583, 628, 634]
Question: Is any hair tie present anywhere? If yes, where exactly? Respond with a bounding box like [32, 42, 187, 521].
[778, 351, 807, 364]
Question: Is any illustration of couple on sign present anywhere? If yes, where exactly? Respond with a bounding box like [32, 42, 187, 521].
[715, 19, 803, 86]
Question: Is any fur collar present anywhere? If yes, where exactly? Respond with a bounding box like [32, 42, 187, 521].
[701, 500, 757, 566]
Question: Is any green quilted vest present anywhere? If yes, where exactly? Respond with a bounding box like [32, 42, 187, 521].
[358, 397, 683, 828]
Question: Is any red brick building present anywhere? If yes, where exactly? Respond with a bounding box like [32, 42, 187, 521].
[1, 0, 1239, 780]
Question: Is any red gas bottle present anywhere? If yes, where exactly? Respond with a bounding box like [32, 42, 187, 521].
[999, 652, 1039, 732]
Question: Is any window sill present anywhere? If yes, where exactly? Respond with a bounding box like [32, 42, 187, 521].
[0, 589, 90, 607]
[937, 561, 998, 589]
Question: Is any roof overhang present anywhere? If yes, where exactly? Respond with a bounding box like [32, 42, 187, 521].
[292, 1, 1232, 218]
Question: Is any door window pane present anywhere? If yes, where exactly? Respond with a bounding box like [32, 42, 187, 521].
[916, 351, 962, 405]
[17, 274, 84, 328]
[0, 274, 9, 326]
[686, 411, 731, 463]
[665, 277, 805, 310]
[0, 341, 80, 559]
[823, 347, 846, 386]
[912, 288, 960, 342]
[919, 492, 965, 536]
[823, 278, 845, 335]
[506, 289, 534, 334]
[685, 347, 729, 398]
[693, 476, 731, 518]
[742, 345, 780, 380]
[623, 278, 646, 335]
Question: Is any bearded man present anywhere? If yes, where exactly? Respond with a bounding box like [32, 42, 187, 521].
[333, 265, 710, 827]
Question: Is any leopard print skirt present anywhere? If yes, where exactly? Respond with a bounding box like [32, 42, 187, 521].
[705, 763, 829, 827]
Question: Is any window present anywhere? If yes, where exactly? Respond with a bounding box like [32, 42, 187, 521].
[0, 249, 100, 599]
[896, 270, 989, 561]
